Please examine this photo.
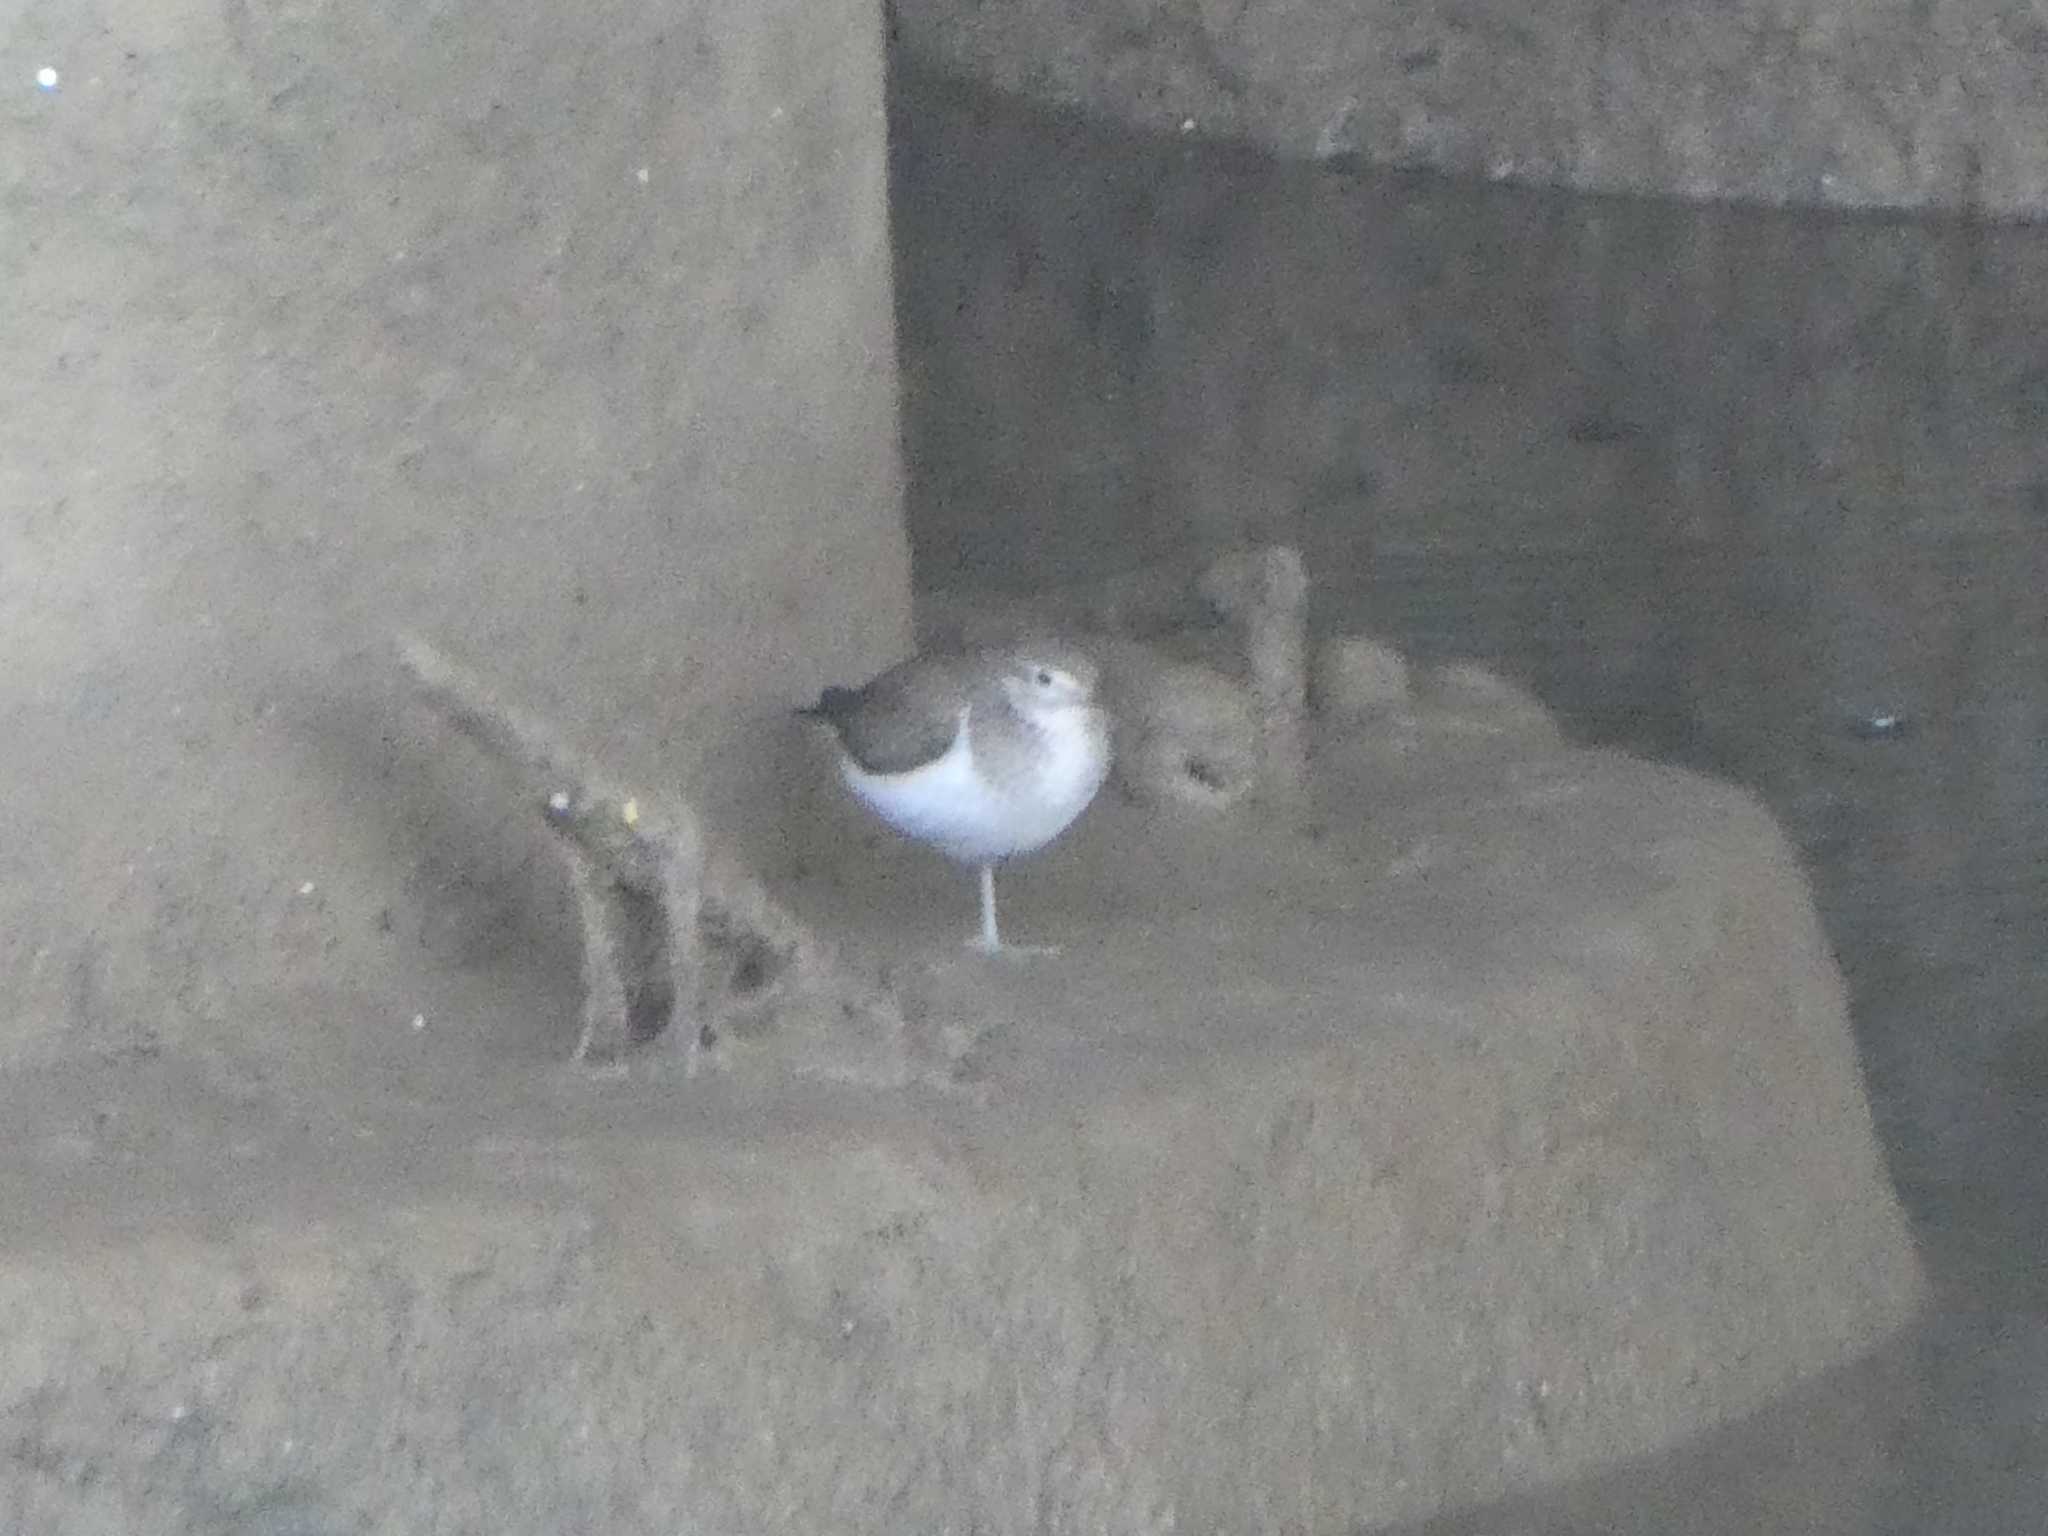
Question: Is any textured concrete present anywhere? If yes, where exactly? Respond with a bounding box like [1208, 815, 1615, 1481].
[0, 0, 907, 1071]
[0, 2, 1945, 1529]
[0, 730, 1922, 1532]
[889, 71, 2048, 1530]
[892, 68, 2048, 702]
[891, 0, 2048, 218]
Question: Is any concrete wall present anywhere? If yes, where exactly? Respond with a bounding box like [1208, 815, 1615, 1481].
[0, 9, 1943, 1530]
[1, 0, 908, 1069]
[0, 731, 1926, 1534]
[892, 0, 2048, 217]
[892, 67, 2048, 1280]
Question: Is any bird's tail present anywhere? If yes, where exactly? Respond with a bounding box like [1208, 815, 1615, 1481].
[794, 686, 854, 724]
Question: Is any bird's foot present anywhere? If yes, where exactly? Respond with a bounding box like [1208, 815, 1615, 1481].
[964, 933, 1062, 959]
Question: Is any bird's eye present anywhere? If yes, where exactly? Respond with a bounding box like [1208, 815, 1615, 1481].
[1035, 668, 1055, 687]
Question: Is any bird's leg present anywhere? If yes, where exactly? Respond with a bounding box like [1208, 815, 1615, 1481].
[965, 861, 1060, 958]
[970, 862, 1003, 953]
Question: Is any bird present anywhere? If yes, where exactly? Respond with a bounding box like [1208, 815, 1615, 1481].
[798, 640, 1112, 954]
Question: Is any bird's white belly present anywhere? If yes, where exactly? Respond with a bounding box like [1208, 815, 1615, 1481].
[842, 711, 1106, 864]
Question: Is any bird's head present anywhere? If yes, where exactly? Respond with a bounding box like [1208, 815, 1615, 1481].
[997, 645, 1100, 719]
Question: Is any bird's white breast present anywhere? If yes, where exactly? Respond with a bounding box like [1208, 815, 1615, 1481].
[841, 704, 1107, 864]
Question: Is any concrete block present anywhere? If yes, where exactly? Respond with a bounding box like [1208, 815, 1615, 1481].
[0, 743, 1923, 1532]
[892, 0, 2048, 218]
[0, 0, 907, 1070]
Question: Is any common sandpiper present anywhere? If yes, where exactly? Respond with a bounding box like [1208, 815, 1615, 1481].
[799, 640, 1112, 953]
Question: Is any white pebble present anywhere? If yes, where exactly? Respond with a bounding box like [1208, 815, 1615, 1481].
[410, 1013, 426, 1031]
[35, 67, 58, 91]
[1313, 636, 1411, 721]
[297, 881, 316, 896]
[635, 166, 650, 184]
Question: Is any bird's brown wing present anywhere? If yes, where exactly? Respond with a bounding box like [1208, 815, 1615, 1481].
[813, 656, 965, 775]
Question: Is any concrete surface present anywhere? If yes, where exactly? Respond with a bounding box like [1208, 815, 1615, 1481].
[1, 0, 907, 1072]
[889, 70, 2046, 1530]
[0, 1, 1940, 1529]
[0, 726, 1922, 1532]
[892, 64, 2048, 668]
[890, 77, 2048, 1211]
[890, 0, 2048, 218]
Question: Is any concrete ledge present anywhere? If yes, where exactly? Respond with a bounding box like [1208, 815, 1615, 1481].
[892, 0, 2048, 218]
[0, 738, 1921, 1532]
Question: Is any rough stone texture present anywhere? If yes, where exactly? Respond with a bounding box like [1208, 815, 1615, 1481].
[889, 70, 2047, 1529]
[888, 85, 2048, 1236]
[1095, 641, 1264, 811]
[1200, 545, 1311, 803]
[0, 2, 1950, 1528]
[1315, 636, 1413, 722]
[892, 71, 2048, 759]
[0, 734, 1922, 1532]
[890, 0, 2048, 218]
[398, 638, 931, 1084]
[0, 0, 908, 1071]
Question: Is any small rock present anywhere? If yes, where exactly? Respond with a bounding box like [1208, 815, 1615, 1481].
[1313, 636, 1412, 722]
[1100, 642, 1260, 812]
[1424, 662, 1562, 742]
